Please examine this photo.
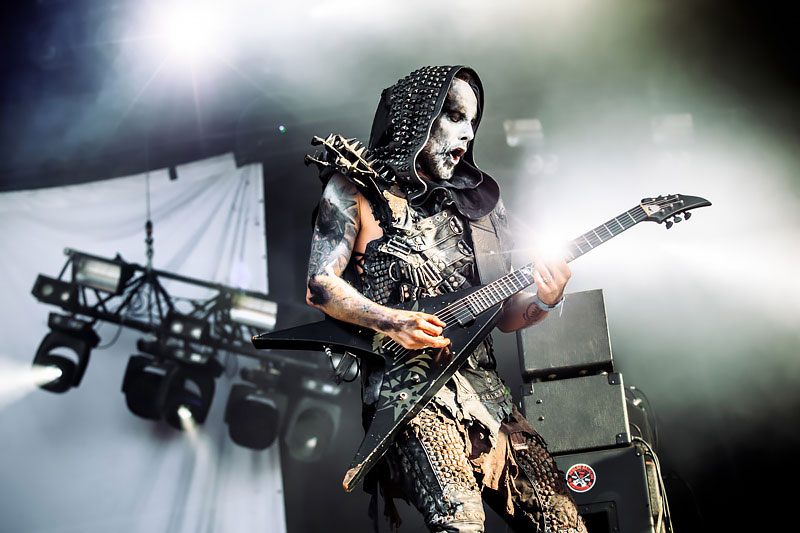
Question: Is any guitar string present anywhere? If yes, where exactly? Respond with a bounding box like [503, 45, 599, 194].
[382, 198, 683, 360]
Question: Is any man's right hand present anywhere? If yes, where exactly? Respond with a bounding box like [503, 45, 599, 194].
[380, 309, 450, 350]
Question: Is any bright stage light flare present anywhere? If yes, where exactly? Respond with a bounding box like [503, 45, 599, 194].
[177, 405, 198, 435]
[178, 405, 193, 420]
[0, 359, 63, 409]
[33, 365, 63, 384]
[509, 231, 571, 267]
[149, 1, 232, 65]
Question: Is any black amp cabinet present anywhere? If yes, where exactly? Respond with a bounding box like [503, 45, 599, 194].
[521, 372, 631, 455]
[517, 288, 613, 380]
[554, 445, 665, 533]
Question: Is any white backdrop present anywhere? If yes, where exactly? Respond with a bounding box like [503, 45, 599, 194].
[0, 154, 286, 533]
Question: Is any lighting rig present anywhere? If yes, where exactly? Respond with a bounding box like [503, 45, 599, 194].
[30, 248, 335, 452]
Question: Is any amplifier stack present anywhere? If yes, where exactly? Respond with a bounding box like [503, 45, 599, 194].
[516, 289, 669, 533]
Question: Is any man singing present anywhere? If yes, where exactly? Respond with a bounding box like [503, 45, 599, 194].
[305, 66, 587, 533]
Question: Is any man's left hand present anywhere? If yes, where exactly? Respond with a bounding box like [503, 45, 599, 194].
[532, 254, 571, 306]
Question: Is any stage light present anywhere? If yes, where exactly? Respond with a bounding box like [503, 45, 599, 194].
[122, 343, 221, 428]
[301, 376, 342, 397]
[31, 275, 78, 310]
[149, 1, 232, 66]
[32, 314, 99, 393]
[225, 365, 288, 450]
[161, 367, 216, 431]
[122, 355, 170, 420]
[71, 253, 133, 295]
[282, 375, 343, 461]
[225, 384, 285, 450]
[283, 396, 341, 463]
[229, 294, 277, 330]
[163, 311, 209, 342]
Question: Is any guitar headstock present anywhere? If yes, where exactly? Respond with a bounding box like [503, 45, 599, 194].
[304, 134, 390, 188]
[641, 194, 711, 229]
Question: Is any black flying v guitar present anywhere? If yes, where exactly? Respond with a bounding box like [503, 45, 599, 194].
[252, 134, 712, 492]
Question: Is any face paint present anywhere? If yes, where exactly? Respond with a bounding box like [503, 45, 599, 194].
[417, 78, 478, 182]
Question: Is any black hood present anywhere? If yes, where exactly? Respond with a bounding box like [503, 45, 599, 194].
[368, 65, 499, 220]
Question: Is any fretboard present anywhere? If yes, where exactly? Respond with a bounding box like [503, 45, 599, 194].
[458, 204, 647, 316]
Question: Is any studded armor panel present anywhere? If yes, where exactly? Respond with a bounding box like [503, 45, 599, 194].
[511, 434, 588, 533]
[355, 205, 475, 306]
[391, 407, 485, 532]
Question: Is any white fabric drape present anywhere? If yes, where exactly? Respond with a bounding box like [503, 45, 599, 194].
[0, 154, 285, 533]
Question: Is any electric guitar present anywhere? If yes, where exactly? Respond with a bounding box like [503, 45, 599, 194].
[251, 135, 712, 492]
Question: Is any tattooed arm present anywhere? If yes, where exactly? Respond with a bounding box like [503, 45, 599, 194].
[305, 173, 449, 350]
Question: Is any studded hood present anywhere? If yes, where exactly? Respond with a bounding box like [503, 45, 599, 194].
[368, 66, 499, 220]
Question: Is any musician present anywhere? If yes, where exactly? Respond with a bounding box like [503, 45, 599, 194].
[305, 66, 586, 533]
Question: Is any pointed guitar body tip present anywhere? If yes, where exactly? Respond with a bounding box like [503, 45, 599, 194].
[343, 465, 361, 492]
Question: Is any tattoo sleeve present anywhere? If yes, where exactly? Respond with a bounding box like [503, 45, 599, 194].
[305, 174, 400, 333]
[307, 175, 359, 284]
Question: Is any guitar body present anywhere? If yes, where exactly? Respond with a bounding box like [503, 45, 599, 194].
[253, 284, 503, 491]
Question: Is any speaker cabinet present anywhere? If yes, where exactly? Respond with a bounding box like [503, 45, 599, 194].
[516, 289, 613, 380]
[555, 445, 661, 533]
[521, 373, 630, 455]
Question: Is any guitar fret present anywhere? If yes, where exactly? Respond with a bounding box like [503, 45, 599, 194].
[489, 285, 501, 302]
[476, 289, 489, 311]
[506, 276, 517, 294]
[626, 211, 637, 224]
[495, 280, 508, 299]
[503, 275, 514, 295]
[511, 271, 523, 292]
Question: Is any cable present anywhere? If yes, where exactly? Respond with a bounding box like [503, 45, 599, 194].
[627, 385, 660, 450]
[95, 321, 124, 350]
[632, 436, 674, 533]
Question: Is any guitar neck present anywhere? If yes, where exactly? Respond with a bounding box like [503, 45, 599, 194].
[457, 204, 647, 316]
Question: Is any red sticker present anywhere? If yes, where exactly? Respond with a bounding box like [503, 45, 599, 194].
[565, 463, 596, 493]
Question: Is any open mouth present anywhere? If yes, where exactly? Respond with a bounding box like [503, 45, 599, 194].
[449, 147, 466, 164]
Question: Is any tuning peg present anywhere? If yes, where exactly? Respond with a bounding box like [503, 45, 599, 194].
[665, 220, 673, 229]
[684, 211, 692, 220]
[673, 215, 682, 223]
